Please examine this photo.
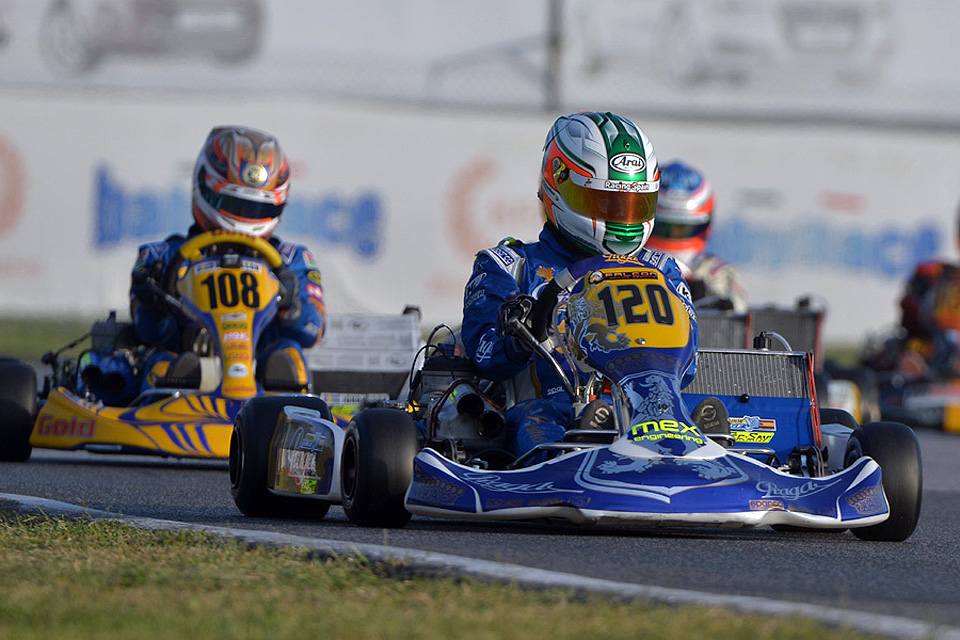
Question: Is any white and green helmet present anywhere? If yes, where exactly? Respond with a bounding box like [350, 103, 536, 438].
[539, 112, 660, 257]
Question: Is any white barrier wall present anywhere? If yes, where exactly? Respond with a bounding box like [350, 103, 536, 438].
[1, 92, 958, 343]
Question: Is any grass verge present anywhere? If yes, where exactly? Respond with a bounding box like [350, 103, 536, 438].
[0, 318, 92, 361]
[0, 512, 881, 640]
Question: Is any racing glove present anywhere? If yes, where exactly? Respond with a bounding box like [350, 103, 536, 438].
[276, 266, 303, 325]
[496, 293, 536, 364]
[130, 261, 166, 317]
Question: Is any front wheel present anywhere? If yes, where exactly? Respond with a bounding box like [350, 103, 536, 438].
[229, 395, 331, 519]
[0, 358, 38, 462]
[845, 421, 922, 542]
[340, 408, 419, 528]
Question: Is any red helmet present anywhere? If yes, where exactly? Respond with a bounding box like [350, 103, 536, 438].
[646, 160, 714, 265]
[192, 126, 290, 238]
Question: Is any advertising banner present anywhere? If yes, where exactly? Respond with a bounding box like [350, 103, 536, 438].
[0, 93, 958, 345]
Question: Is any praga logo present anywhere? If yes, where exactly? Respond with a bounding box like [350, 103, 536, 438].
[756, 479, 842, 500]
[462, 473, 567, 494]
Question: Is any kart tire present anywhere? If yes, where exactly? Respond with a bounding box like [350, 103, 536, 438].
[0, 358, 37, 462]
[340, 408, 419, 528]
[844, 421, 922, 542]
[229, 395, 332, 519]
[819, 407, 858, 431]
[824, 364, 882, 425]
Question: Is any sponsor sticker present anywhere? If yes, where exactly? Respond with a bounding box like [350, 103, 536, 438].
[37, 415, 96, 438]
[279, 448, 318, 480]
[609, 152, 646, 174]
[629, 419, 704, 446]
[749, 499, 786, 511]
[756, 478, 843, 501]
[227, 363, 249, 378]
[241, 259, 263, 273]
[241, 163, 268, 187]
[488, 245, 516, 267]
[536, 266, 555, 280]
[223, 331, 250, 344]
[463, 472, 565, 494]
[846, 486, 886, 515]
[604, 179, 655, 193]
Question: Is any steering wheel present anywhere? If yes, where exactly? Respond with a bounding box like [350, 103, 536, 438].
[160, 230, 284, 296]
[510, 256, 605, 343]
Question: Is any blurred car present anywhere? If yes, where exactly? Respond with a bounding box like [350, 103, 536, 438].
[573, 0, 894, 87]
[38, 0, 262, 73]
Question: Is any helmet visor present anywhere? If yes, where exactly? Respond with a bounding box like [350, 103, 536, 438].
[653, 219, 711, 240]
[199, 178, 285, 221]
[557, 173, 658, 225]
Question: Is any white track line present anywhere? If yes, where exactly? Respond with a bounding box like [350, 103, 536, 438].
[2, 493, 957, 640]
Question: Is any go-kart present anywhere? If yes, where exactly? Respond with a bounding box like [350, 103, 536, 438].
[227, 255, 922, 541]
[0, 230, 313, 462]
[697, 298, 881, 427]
[855, 329, 960, 433]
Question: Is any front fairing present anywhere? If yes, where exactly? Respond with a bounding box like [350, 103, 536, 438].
[405, 444, 888, 529]
[616, 373, 709, 456]
[173, 254, 280, 399]
[31, 386, 243, 458]
[561, 257, 700, 450]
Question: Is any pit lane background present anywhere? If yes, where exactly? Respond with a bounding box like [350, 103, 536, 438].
[1, 0, 959, 345]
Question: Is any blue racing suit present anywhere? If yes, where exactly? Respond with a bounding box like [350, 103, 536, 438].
[461, 225, 698, 458]
[130, 225, 326, 389]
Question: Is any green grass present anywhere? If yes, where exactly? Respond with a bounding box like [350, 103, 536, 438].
[0, 318, 93, 361]
[0, 512, 882, 640]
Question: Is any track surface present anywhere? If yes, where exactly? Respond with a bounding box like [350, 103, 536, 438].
[2, 430, 959, 629]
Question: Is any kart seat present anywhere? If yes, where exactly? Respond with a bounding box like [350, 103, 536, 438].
[155, 352, 202, 389]
[258, 349, 308, 392]
[691, 396, 730, 435]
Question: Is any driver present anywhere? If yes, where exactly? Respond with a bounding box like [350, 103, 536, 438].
[129, 125, 325, 393]
[877, 201, 960, 377]
[644, 160, 747, 312]
[461, 111, 698, 459]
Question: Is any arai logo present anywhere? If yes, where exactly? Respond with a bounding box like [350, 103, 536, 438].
[610, 153, 645, 174]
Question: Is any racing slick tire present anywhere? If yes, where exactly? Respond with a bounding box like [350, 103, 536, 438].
[0, 358, 37, 462]
[819, 407, 858, 431]
[230, 395, 332, 519]
[844, 421, 922, 542]
[340, 408, 419, 528]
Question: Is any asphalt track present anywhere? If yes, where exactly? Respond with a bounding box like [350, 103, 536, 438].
[2, 430, 960, 639]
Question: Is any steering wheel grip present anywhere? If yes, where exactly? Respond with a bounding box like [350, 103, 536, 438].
[161, 230, 285, 294]
[529, 280, 563, 341]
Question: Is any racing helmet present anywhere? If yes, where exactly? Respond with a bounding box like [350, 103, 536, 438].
[539, 112, 659, 258]
[192, 125, 290, 238]
[646, 160, 714, 265]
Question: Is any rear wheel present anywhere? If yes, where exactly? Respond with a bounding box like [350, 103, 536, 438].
[845, 421, 922, 542]
[0, 358, 37, 462]
[819, 407, 858, 431]
[229, 395, 332, 519]
[341, 408, 419, 528]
